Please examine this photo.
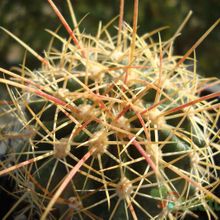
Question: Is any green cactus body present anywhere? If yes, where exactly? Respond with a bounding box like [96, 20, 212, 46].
[20, 38, 213, 219]
[0, 1, 219, 220]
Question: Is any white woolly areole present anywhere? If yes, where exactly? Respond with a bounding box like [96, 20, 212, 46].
[89, 130, 108, 157]
[116, 176, 133, 199]
[77, 104, 98, 121]
[53, 138, 70, 158]
[68, 196, 82, 210]
[148, 108, 166, 127]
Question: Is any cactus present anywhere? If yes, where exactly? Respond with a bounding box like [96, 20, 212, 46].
[0, 0, 220, 219]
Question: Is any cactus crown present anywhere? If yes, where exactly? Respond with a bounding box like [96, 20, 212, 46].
[0, 1, 220, 219]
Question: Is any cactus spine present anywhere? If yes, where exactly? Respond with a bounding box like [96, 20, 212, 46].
[0, 0, 220, 219]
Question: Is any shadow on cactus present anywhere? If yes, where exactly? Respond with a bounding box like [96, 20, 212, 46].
[0, 0, 220, 219]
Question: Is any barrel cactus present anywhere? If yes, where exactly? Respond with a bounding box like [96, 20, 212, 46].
[0, 0, 220, 219]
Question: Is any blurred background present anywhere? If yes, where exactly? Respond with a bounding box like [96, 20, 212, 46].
[0, 0, 219, 76]
[0, 2, 219, 219]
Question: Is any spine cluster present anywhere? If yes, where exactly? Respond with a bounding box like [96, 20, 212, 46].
[0, 1, 219, 219]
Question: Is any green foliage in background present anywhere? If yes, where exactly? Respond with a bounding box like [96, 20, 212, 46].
[0, 0, 219, 76]
[0, 1, 219, 219]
